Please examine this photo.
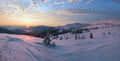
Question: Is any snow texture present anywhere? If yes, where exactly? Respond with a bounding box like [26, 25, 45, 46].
[0, 26, 120, 61]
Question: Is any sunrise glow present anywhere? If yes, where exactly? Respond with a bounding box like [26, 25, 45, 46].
[0, 0, 119, 26]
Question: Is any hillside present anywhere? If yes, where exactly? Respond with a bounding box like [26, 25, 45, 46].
[0, 25, 120, 61]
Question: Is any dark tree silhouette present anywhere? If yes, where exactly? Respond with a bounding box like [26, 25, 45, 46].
[103, 32, 106, 35]
[81, 36, 84, 39]
[90, 32, 93, 38]
[59, 36, 63, 40]
[75, 33, 78, 40]
[108, 32, 111, 35]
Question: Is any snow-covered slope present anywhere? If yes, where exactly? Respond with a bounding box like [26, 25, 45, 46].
[0, 25, 120, 61]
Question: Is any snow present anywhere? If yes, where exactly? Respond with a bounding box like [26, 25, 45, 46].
[57, 23, 89, 30]
[0, 26, 120, 61]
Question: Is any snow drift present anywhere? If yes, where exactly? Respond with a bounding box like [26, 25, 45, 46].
[0, 25, 120, 61]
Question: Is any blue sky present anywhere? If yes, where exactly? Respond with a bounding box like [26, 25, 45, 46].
[0, 0, 120, 26]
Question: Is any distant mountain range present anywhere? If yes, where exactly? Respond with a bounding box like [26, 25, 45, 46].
[0, 27, 15, 34]
[0, 19, 119, 38]
[56, 23, 89, 31]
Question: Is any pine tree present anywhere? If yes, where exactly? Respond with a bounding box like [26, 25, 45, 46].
[75, 33, 78, 40]
[81, 36, 84, 39]
[78, 35, 81, 39]
[59, 36, 63, 40]
[103, 32, 106, 35]
[90, 32, 93, 38]
[108, 32, 110, 35]
[65, 36, 69, 40]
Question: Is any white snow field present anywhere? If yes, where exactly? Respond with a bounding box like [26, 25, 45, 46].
[0, 26, 120, 61]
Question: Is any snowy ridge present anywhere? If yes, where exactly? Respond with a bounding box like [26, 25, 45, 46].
[82, 19, 120, 30]
[57, 23, 89, 30]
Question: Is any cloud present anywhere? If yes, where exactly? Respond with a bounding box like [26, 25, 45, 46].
[86, 0, 94, 4]
[49, 1, 65, 6]
[78, 0, 82, 2]
[55, 9, 100, 15]
[56, 10, 75, 15]
[41, 0, 49, 3]
[67, 0, 82, 3]
[112, 0, 120, 4]
[30, 0, 37, 5]
[30, 0, 49, 5]
[67, 0, 73, 3]
[55, 7, 120, 15]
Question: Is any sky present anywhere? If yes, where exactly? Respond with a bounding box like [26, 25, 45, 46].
[0, 0, 120, 26]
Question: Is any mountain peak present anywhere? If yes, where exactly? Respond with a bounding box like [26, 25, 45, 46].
[57, 23, 89, 30]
